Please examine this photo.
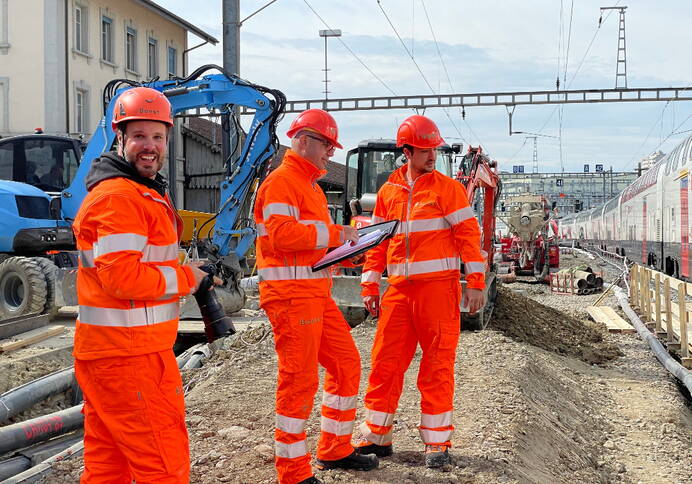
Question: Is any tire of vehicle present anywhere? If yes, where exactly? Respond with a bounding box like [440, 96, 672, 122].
[33, 257, 59, 317]
[0, 257, 48, 318]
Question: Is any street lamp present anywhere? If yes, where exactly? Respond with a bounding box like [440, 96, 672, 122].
[319, 29, 341, 104]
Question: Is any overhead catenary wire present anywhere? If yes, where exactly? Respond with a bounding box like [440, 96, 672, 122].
[302, 0, 398, 97]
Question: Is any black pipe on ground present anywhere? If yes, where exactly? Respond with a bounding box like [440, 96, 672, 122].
[0, 368, 76, 423]
[0, 432, 83, 481]
[0, 405, 83, 455]
[0, 440, 83, 484]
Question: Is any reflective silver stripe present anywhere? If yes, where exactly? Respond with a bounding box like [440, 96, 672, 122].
[275, 414, 306, 434]
[371, 215, 385, 224]
[94, 233, 147, 258]
[419, 428, 453, 444]
[322, 391, 357, 411]
[420, 411, 453, 428]
[398, 217, 449, 235]
[361, 271, 382, 284]
[445, 206, 474, 226]
[263, 203, 299, 219]
[274, 440, 308, 459]
[358, 421, 393, 446]
[465, 261, 485, 274]
[143, 243, 179, 263]
[321, 416, 354, 436]
[301, 220, 330, 249]
[79, 250, 95, 268]
[387, 257, 460, 277]
[157, 266, 178, 299]
[365, 408, 395, 427]
[256, 223, 268, 236]
[257, 266, 329, 281]
[78, 301, 179, 327]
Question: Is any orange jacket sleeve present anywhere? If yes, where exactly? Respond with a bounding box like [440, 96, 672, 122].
[259, 175, 344, 251]
[360, 196, 390, 297]
[86, 195, 195, 300]
[442, 183, 486, 290]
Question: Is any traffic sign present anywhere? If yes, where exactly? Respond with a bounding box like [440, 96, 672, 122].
[584, 164, 590, 173]
[513, 165, 524, 173]
[556, 178, 563, 187]
[595, 164, 604, 172]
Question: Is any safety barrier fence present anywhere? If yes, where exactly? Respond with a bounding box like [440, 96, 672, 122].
[629, 264, 692, 369]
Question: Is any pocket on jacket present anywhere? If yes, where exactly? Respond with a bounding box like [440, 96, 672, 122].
[155, 424, 189, 475]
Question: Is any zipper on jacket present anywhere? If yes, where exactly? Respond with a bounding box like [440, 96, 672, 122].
[404, 178, 419, 280]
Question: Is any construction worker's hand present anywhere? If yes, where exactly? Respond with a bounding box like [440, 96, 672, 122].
[187, 261, 223, 293]
[363, 295, 380, 317]
[349, 253, 366, 265]
[463, 288, 485, 314]
[341, 226, 360, 245]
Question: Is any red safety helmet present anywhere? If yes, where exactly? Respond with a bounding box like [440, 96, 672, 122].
[286, 108, 342, 149]
[396, 115, 445, 149]
[111, 87, 173, 132]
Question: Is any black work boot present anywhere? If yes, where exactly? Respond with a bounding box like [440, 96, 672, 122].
[425, 444, 451, 468]
[297, 477, 323, 484]
[354, 440, 393, 458]
[315, 451, 379, 471]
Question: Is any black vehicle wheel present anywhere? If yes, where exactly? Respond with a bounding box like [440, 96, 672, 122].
[0, 257, 48, 318]
[33, 257, 59, 317]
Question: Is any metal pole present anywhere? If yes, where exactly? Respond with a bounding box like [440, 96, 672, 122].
[324, 35, 329, 102]
[222, 0, 240, 171]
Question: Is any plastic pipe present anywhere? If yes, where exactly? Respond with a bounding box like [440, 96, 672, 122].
[0, 368, 76, 424]
[0, 405, 83, 455]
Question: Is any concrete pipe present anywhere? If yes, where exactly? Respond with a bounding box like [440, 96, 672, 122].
[0, 367, 76, 424]
[574, 270, 595, 285]
[593, 276, 604, 288]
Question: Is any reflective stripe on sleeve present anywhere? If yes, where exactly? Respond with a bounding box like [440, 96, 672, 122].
[274, 440, 308, 459]
[420, 411, 453, 428]
[275, 414, 307, 434]
[371, 215, 385, 224]
[322, 391, 357, 411]
[419, 428, 453, 444]
[365, 408, 395, 427]
[78, 301, 179, 327]
[157, 265, 178, 299]
[257, 266, 329, 281]
[94, 233, 147, 258]
[397, 217, 449, 235]
[445, 206, 475, 226]
[321, 416, 355, 436]
[263, 203, 300, 219]
[465, 261, 485, 274]
[361, 271, 382, 284]
[143, 243, 179, 263]
[358, 421, 393, 446]
[300, 220, 329, 249]
[79, 250, 95, 268]
[256, 223, 268, 236]
[387, 257, 460, 277]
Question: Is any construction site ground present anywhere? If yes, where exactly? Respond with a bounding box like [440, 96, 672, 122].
[1, 250, 689, 483]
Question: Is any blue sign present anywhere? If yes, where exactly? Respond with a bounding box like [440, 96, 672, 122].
[584, 164, 590, 173]
[513, 165, 524, 174]
[556, 178, 563, 187]
[595, 164, 604, 172]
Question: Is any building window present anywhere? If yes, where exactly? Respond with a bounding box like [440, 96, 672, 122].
[126, 27, 137, 72]
[167, 46, 176, 78]
[101, 15, 113, 63]
[148, 38, 157, 78]
[0, 0, 9, 54]
[74, 5, 89, 53]
[75, 87, 89, 134]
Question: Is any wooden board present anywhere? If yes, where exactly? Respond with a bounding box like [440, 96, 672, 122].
[587, 306, 635, 333]
[647, 304, 692, 354]
[0, 326, 65, 353]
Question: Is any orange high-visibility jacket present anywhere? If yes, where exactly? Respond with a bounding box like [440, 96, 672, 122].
[254, 150, 346, 305]
[73, 177, 196, 360]
[361, 166, 485, 296]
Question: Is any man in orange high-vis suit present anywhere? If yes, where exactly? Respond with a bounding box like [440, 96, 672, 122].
[73, 87, 210, 483]
[355, 115, 486, 468]
[254, 109, 379, 484]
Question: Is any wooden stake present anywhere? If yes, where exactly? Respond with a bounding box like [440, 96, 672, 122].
[677, 284, 687, 354]
[655, 272, 662, 334]
[665, 278, 673, 344]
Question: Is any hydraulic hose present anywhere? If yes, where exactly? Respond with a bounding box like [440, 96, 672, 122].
[0, 368, 76, 423]
[0, 440, 83, 484]
[194, 264, 237, 343]
[0, 405, 83, 455]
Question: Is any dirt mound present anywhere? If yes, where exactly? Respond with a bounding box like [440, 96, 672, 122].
[491, 287, 621, 364]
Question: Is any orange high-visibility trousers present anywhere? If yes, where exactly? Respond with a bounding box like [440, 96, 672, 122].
[359, 278, 461, 447]
[264, 297, 361, 484]
[74, 350, 189, 484]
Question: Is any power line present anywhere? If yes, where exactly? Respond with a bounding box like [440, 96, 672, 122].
[302, 0, 398, 96]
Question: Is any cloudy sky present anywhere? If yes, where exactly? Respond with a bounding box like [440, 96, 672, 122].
[159, 0, 692, 173]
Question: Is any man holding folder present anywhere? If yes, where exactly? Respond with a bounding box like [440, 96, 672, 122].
[254, 109, 379, 484]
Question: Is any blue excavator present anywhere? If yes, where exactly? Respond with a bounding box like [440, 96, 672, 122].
[0, 65, 285, 323]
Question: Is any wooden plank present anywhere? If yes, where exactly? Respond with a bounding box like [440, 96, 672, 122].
[586, 306, 635, 333]
[0, 326, 65, 354]
[654, 273, 662, 333]
[0, 314, 49, 339]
